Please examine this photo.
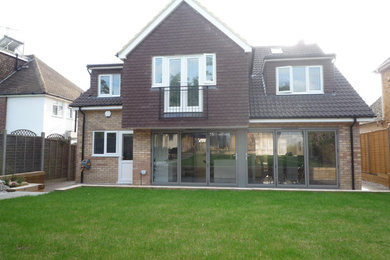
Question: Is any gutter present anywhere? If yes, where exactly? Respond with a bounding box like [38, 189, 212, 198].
[79, 108, 86, 183]
[350, 118, 357, 190]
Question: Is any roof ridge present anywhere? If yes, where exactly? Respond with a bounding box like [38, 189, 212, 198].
[31, 55, 47, 94]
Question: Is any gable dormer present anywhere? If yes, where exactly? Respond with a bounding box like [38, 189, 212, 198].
[87, 64, 123, 97]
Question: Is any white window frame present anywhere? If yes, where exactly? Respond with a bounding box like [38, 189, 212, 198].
[151, 53, 216, 88]
[52, 101, 64, 117]
[92, 131, 119, 157]
[98, 74, 121, 97]
[276, 65, 323, 95]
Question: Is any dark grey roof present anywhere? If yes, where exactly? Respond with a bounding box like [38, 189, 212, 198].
[250, 44, 374, 119]
[370, 97, 383, 120]
[70, 88, 122, 107]
[0, 55, 83, 101]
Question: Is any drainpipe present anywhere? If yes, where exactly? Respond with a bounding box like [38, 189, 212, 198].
[350, 118, 357, 190]
[79, 108, 86, 183]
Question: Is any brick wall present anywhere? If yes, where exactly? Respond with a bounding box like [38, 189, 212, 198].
[381, 66, 390, 124]
[132, 129, 151, 185]
[0, 52, 16, 81]
[76, 110, 124, 183]
[250, 122, 362, 190]
[0, 97, 7, 130]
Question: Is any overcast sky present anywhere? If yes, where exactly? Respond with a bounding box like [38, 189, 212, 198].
[1, 0, 389, 105]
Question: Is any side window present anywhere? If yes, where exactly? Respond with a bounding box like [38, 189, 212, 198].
[52, 101, 64, 117]
[93, 131, 118, 156]
[98, 74, 121, 97]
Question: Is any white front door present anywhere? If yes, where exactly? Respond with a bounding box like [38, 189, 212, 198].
[118, 131, 133, 184]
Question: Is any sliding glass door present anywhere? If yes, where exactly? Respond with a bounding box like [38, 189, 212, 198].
[152, 131, 236, 185]
[248, 129, 338, 188]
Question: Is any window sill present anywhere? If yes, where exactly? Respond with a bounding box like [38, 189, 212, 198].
[276, 91, 324, 95]
[91, 154, 119, 158]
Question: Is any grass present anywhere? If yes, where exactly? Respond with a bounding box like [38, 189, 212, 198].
[0, 188, 389, 259]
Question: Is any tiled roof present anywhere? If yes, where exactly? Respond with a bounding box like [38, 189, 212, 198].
[250, 44, 374, 119]
[370, 97, 383, 120]
[0, 55, 83, 100]
[70, 88, 122, 107]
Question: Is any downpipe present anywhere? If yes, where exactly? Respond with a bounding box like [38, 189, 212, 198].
[79, 108, 86, 183]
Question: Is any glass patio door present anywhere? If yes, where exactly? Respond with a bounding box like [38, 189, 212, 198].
[210, 132, 236, 184]
[181, 133, 207, 183]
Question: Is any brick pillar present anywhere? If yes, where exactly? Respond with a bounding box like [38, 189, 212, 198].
[133, 129, 151, 185]
[0, 97, 7, 130]
[381, 67, 390, 124]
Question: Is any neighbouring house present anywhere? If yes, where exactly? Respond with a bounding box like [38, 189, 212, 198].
[359, 57, 390, 188]
[360, 58, 390, 133]
[71, 0, 373, 189]
[0, 35, 83, 138]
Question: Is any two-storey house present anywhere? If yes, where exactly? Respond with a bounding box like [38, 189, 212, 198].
[71, 0, 373, 189]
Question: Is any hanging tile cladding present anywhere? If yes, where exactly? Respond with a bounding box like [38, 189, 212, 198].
[121, 2, 250, 129]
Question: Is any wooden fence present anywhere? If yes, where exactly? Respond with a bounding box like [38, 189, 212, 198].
[0, 130, 76, 180]
[360, 129, 390, 187]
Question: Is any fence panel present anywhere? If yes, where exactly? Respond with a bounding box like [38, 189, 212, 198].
[360, 129, 390, 187]
[0, 131, 76, 181]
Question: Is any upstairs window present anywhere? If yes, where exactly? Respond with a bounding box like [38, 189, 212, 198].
[152, 54, 216, 87]
[98, 74, 121, 97]
[276, 66, 323, 94]
[52, 101, 63, 117]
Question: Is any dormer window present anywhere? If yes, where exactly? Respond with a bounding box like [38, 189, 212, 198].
[276, 66, 323, 94]
[98, 74, 121, 97]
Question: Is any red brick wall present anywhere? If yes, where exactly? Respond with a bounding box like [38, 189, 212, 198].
[121, 1, 250, 129]
[0, 97, 6, 130]
[381, 66, 390, 124]
[0, 52, 17, 81]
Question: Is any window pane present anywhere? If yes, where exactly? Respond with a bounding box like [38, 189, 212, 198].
[153, 133, 178, 183]
[154, 58, 163, 84]
[308, 131, 337, 185]
[112, 74, 120, 95]
[278, 67, 290, 91]
[247, 133, 274, 184]
[106, 133, 116, 153]
[169, 59, 181, 86]
[94, 132, 104, 154]
[181, 133, 206, 183]
[187, 58, 199, 106]
[52, 104, 58, 116]
[293, 67, 306, 92]
[277, 131, 305, 185]
[206, 55, 214, 82]
[100, 76, 110, 95]
[122, 134, 133, 160]
[309, 67, 321, 91]
[210, 132, 236, 184]
[169, 59, 181, 107]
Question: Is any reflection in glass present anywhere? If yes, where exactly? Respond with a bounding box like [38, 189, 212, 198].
[106, 133, 117, 153]
[181, 133, 206, 183]
[278, 67, 290, 91]
[308, 131, 336, 185]
[122, 134, 133, 160]
[277, 131, 305, 185]
[210, 132, 236, 183]
[247, 133, 274, 184]
[100, 76, 110, 94]
[206, 55, 214, 82]
[94, 132, 104, 154]
[187, 58, 199, 107]
[154, 58, 163, 84]
[169, 59, 181, 107]
[112, 75, 120, 95]
[309, 67, 321, 91]
[153, 134, 178, 183]
[293, 67, 306, 92]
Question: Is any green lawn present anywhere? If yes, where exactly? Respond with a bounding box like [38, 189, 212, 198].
[0, 188, 389, 259]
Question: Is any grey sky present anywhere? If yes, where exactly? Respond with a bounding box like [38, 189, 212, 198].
[1, 0, 389, 105]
